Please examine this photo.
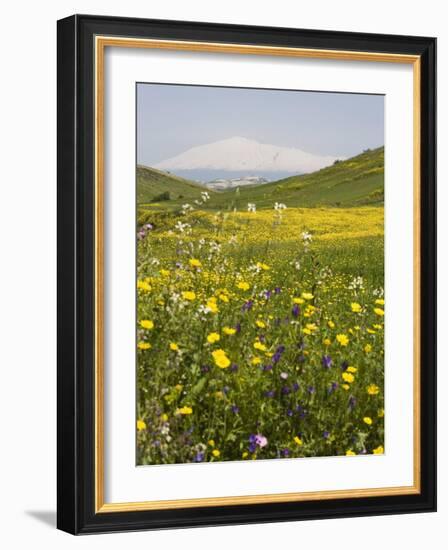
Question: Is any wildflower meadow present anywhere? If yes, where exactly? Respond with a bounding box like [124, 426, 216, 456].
[136, 179, 385, 464]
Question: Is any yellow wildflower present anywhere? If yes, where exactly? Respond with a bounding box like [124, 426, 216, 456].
[363, 417, 373, 425]
[160, 269, 170, 277]
[182, 291, 196, 301]
[208, 439, 215, 447]
[328, 320, 335, 329]
[323, 338, 331, 346]
[137, 342, 151, 350]
[336, 334, 349, 346]
[212, 349, 231, 369]
[342, 372, 355, 383]
[140, 319, 154, 330]
[189, 258, 202, 268]
[375, 299, 385, 305]
[367, 384, 380, 395]
[137, 419, 146, 431]
[346, 450, 356, 456]
[294, 436, 303, 446]
[374, 307, 385, 316]
[161, 413, 168, 422]
[169, 342, 179, 351]
[223, 326, 236, 335]
[302, 292, 314, 300]
[219, 293, 229, 302]
[242, 451, 249, 459]
[342, 384, 350, 390]
[367, 329, 376, 334]
[251, 357, 262, 365]
[176, 406, 193, 415]
[293, 297, 305, 304]
[207, 332, 220, 344]
[212, 449, 220, 458]
[175, 384, 183, 392]
[237, 281, 250, 291]
[373, 445, 384, 455]
[306, 323, 317, 332]
[346, 366, 357, 373]
[351, 302, 362, 313]
[378, 408, 385, 418]
[256, 262, 270, 270]
[364, 344, 372, 353]
[253, 341, 267, 352]
[206, 298, 219, 313]
[256, 320, 266, 328]
[137, 280, 151, 292]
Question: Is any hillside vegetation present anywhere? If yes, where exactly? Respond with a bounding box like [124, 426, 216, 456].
[204, 147, 384, 210]
[137, 165, 213, 205]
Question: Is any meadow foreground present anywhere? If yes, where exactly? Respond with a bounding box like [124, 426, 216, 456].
[136, 205, 385, 464]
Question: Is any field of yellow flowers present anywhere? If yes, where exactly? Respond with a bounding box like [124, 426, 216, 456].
[136, 204, 385, 464]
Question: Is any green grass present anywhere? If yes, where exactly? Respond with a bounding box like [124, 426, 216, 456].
[203, 147, 384, 210]
[137, 165, 214, 205]
[138, 147, 384, 213]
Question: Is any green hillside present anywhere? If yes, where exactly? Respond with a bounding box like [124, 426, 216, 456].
[205, 146, 384, 210]
[137, 165, 213, 205]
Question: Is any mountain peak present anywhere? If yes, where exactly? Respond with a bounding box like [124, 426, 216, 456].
[154, 137, 340, 174]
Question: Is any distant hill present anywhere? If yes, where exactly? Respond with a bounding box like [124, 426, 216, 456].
[204, 146, 384, 209]
[137, 165, 213, 204]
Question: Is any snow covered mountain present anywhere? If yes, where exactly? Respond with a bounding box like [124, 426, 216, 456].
[154, 137, 340, 175]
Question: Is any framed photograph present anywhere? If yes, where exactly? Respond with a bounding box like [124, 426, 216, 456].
[57, 14, 436, 534]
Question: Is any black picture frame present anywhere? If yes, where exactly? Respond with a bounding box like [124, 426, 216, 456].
[57, 14, 436, 534]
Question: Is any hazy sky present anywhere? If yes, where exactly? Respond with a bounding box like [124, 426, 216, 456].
[137, 83, 384, 166]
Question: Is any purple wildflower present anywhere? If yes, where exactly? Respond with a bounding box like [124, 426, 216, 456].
[281, 386, 291, 395]
[230, 363, 238, 372]
[201, 365, 210, 373]
[348, 395, 357, 411]
[265, 390, 275, 398]
[322, 355, 332, 368]
[235, 322, 241, 333]
[307, 385, 316, 394]
[194, 452, 205, 462]
[286, 409, 294, 417]
[263, 364, 273, 372]
[255, 434, 268, 447]
[323, 430, 330, 439]
[293, 382, 300, 391]
[328, 382, 338, 394]
[242, 300, 253, 312]
[264, 290, 272, 299]
[231, 405, 240, 414]
[281, 448, 290, 457]
[292, 304, 300, 318]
